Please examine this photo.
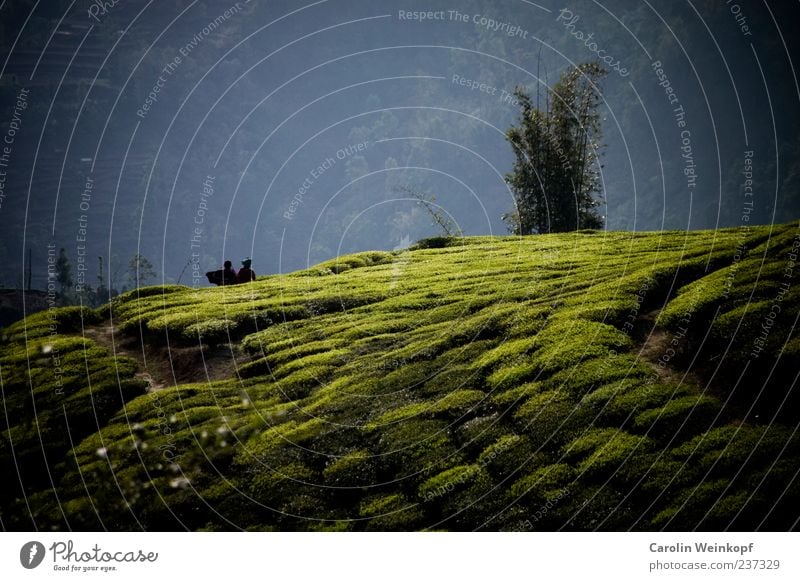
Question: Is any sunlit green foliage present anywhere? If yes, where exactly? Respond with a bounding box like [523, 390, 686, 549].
[2, 222, 799, 530]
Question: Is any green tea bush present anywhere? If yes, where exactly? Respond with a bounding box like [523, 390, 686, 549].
[411, 236, 463, 250]
[508, 463, 576, 501]
[564, 428, 654, 478]
[322, 449, 375, 487]
[359, 493, 424, 531]
[478, 433, 534, 478]
[514, 390, 587, 449]
[580, 380, 689, 425]
[5, 221, 799, 531]
[3, 306, 102, 341]
[632, 394, 720, 439]
[376, 418, 463, 481]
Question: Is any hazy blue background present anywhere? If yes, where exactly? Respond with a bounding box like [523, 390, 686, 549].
[1, 0, 799, 289]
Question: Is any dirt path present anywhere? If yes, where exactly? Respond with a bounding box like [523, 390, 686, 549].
[82, 322, 242, 391]
[635, 309, 696, 386]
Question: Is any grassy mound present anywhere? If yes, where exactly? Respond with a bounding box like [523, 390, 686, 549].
[2, 222, 799, 531]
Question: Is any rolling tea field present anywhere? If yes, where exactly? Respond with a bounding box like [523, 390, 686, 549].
[2, 222, 799, 531]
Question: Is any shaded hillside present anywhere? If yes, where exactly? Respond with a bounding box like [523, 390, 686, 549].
[2, 223, 799, 531]
[0, 289, 53, 327]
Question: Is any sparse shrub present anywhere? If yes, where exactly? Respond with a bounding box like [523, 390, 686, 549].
[412, 236, 462, 250]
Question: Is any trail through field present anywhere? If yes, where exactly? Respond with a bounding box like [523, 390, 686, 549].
[635, 309, 696, 386]
[82, 322, 239, 391]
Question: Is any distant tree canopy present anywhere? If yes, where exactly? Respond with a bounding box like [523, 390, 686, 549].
[127, 253, 156, 289]
[504, 62, 607, 235]
[55, 248, 73, 294]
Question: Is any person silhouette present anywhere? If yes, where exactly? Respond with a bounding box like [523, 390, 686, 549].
[222, 260, 238, 285]
[237, 257, 256, 283]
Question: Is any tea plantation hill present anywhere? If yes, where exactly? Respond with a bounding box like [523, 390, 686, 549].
[2, 222, 799, 531]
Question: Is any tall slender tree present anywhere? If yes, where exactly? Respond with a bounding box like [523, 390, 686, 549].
[127, 253, 156, 289]
[504, 62, 606, 234]
[55, 248, 73, 295]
